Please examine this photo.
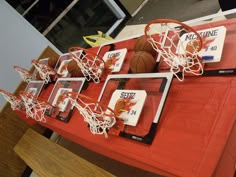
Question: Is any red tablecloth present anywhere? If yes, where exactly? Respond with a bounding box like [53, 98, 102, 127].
[16, 18, 236, 177]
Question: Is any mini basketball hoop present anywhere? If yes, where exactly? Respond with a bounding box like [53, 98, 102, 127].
[56, 91, 120, 137]
[19, 91, 52, 123]
[14, 66, 34, 83]
[69, 47, 108, 83]
[0, 89, 21, 110]
[32, 59, 57, 84]
[145, 19, 203, 81]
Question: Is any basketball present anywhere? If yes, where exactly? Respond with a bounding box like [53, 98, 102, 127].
[130, 51, 156, 73]
[114, 99, 126, 116]
[186, 39, 201, 54]
[36, 72, 42, 80]
[48, 56, 59, 68]
[134, 35, 155, 55]
[67, 60, 83, 77]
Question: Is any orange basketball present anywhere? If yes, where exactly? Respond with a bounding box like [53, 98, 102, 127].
[134, 35, 155, 55]
[48, 56, 59, 68]
[36, 72, 42, 80]
[130, 51, 156, 73]
[67, 60, 83, 77]
[114, 99, 126, 116]
[186, 40, 201, 54]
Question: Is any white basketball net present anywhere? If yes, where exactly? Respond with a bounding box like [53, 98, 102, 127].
[0, 89, 21, 111]
[59, 92, 116, 137]
[32, 60, 56, 84]
[145, 19, 204, 81]
[70, 48, 105, 83]
[19, 91, 52, 123]
[14, 66, 34, 83]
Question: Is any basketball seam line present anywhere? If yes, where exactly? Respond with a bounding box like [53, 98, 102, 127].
[141, 54, 148, 73]
[135, 55, 141, 73]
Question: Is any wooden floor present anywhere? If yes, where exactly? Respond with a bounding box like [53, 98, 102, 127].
[0, 81, 46, 177]
[0, 47, 58, 177]
[0, 101, 30, 177]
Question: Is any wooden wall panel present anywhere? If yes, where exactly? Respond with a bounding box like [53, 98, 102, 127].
[0, 46, 58, 177]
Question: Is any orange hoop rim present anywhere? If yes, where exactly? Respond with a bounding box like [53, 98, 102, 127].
[0, 89, 19, 99]
[14, 66, 32, 74]
[19, 90, 53, 107]
[68, 47, 111, 82]
[144, 18, 203, 52]
[32, 59, 56, 73]
[58, 91, 118, 118]
[69, 46, 105, 64]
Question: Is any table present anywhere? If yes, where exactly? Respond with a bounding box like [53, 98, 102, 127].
[16, 15, 236, 177]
